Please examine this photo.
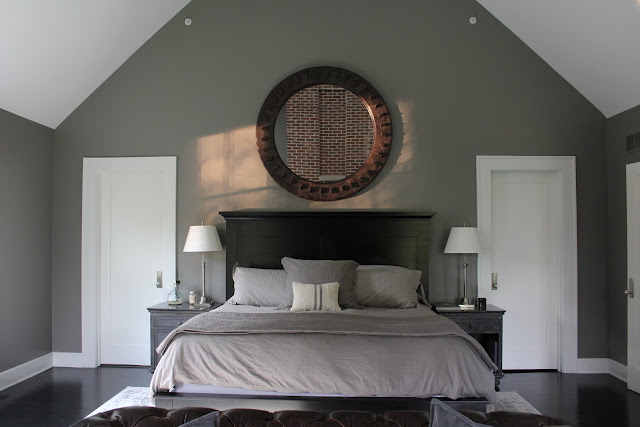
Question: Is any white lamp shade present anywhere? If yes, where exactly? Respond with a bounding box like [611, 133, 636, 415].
[444, 227, 481, 254]
[183, 225, 222, 253]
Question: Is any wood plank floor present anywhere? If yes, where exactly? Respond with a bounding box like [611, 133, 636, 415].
[0, 367, 638, 426]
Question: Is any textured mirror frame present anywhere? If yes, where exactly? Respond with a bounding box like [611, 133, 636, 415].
[256, 66, 392, 201]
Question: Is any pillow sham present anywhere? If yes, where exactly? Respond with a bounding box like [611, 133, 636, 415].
[356, 264, 423, 308]
[281, 257, 360, 308]
[290, 281, 341, 312]
[229, 265, 288, 307]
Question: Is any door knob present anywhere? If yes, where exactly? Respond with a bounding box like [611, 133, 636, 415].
[626, 278, 634, 298]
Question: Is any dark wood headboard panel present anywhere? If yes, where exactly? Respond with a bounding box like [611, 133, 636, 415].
[220, 211, 435, 301]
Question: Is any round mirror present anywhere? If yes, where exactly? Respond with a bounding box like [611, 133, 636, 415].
[257, 67, 392, 201]
[274, 84, 374, 183]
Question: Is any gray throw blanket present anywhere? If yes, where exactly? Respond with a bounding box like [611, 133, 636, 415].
[157, 311, 497, 371]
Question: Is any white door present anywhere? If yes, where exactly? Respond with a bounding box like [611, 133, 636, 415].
[477, 156, 578, 372]
[489, 171, 559, 369]
[627, 162, 640, 393]
[83, 157, 176, 366]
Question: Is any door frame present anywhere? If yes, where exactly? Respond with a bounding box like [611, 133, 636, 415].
[476, 156, 578, 373]
[81, 157, 176, 368]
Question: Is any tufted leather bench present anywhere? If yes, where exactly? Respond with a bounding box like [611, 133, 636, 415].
[70, 405, 572, 426]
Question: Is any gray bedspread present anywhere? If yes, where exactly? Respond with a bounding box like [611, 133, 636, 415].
[158, 310, 496, 368]
[151, 305, 498, 402]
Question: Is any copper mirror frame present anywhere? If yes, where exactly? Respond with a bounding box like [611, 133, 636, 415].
[256, 66, 392, 201]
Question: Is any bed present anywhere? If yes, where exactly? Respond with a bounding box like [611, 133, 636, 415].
[151, 210, 497, 411]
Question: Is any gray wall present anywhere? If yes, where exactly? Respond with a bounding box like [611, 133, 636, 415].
[606, 104, 640, 364]
[52, 0, 608, 358]
[0, 108, 53, 372]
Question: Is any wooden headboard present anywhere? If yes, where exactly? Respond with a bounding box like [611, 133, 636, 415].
[220, 210, 435, 301]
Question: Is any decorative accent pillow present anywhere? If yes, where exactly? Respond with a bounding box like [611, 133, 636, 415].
[178, 410, 220, 427]
[290, 281, 341, 312]
[429, 399, 485, 427]
[281, 257, 360, 308]
[230, 265, 288, 307]
[356, 265, 423, 308]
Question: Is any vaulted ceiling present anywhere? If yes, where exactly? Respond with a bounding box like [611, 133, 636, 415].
[0, 0, 190, 129]
[478, 0, 640, 118]
[1, 0, 638, 129]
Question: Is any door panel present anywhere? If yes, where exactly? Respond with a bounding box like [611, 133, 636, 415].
[627, 162, 640, 393]
[485, 171, 559, 369]
[91, 157, 176, 366]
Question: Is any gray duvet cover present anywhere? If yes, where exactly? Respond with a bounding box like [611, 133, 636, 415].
[151, 304, 497, 403]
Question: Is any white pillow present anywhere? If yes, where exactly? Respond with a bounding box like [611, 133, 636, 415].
[356, 265, 422, 308]
[230, 266, 287, 307]
[290, 281, 341, 312]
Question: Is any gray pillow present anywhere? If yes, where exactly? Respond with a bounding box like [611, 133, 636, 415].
[356, 265, 422, 308]
[179, 410, 220, 427]
[429, 399, 485, 427]
[281, 257, 360, 308]
[230, 266, 288, 307]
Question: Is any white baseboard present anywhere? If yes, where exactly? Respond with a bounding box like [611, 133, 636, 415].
[576, 358, 628, 382]
[0, 353, 53, 392]
[53, 352, 84, 368]
[608, 359, 628, 382]
[576, 358, 610, 373]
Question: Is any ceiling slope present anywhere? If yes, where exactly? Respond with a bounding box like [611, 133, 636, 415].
[0, 0, 190, 129]
[478, 0, 640, 118]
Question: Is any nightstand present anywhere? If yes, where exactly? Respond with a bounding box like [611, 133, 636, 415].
[147, 301, 221, 371]
[435, 304, 505, 387]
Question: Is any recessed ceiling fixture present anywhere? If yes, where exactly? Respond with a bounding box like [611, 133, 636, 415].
[185, 17, 192, 26]
[469, 16, 477, 24]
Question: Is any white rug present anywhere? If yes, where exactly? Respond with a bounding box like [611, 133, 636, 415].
[88, 387, 539, 417]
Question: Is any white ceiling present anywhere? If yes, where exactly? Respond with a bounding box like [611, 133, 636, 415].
[478, 0, 640, 118]
[0, 1, 638, 129]
[0, 0, 190, 129]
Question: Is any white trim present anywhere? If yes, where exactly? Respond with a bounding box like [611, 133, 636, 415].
[576, 358, 628, 382]
[576, 358, 610, 374]
[0, 353, 53, 392]
[609, 359, 628, 382]
[477, 156, 578, 373]
[82, 157, 177, 368]
[52, 352, 84, 368]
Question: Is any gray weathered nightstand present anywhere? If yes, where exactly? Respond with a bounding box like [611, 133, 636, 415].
[147, 301, 221, 371]
[435, 304, 505, 388]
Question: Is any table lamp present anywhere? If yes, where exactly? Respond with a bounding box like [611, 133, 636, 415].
[444, 226, 481, 309]
[183, 224, 222, 307]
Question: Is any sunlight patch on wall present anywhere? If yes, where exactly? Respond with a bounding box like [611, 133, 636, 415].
[197, 125, 286, 219]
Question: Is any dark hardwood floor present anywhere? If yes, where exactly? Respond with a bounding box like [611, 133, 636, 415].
[0, 367, 638, 426]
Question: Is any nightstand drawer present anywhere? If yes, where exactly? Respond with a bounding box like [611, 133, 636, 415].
[154, 316, 191, 328]
[452, 318, 499, 334]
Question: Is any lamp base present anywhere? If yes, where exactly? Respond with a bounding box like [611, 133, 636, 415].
[194, 296, 210, 308]
[460, 296, 470, 305]
[458, 304, 476, 310]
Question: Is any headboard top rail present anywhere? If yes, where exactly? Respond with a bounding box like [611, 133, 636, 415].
[220, 210, 436, 220]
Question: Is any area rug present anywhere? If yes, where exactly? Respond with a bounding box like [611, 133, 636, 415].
[88, 387, 540, 417]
